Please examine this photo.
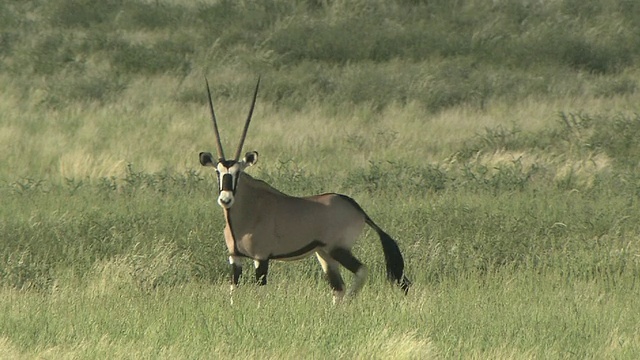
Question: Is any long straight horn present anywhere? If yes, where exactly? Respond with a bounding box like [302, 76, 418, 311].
[205, 77, 225, 160]
[234, 77, 261, 161]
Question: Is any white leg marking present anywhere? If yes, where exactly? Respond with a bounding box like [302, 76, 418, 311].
[316, 252, 348, 305]
[347, 266, 368, 297]
[229, 256, 242, 303]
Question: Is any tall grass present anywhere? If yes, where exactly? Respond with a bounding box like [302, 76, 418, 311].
[2, 0, 640, 357]
[3, 118, 640, 290]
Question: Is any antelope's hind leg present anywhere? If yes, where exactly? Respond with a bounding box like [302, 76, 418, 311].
[315, 251, 345, 304]
[329, 248, 368, 297]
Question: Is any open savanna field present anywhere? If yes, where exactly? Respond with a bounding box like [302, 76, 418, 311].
[2, 0, 640, 358]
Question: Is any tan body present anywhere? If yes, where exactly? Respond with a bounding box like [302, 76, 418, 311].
[225, 173, 364, 261]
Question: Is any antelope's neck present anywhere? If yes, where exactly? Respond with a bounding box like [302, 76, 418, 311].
[221, 173, 265, 251]
[223, 173, 261, 225]
[226, 173, 285, 226]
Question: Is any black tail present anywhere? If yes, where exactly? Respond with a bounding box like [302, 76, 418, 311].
[365, 217, 412, 294]
[338, 195, 411, 294]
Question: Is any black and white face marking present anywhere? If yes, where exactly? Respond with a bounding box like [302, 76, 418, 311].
[216, 160, 241, 208]
[199, 151, 259, 209]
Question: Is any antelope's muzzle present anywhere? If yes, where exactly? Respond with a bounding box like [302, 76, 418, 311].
[218, 173, 236, 208]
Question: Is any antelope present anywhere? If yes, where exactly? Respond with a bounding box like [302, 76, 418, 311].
[198, 78, 411, 303]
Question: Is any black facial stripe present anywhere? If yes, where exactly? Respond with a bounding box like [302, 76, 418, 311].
[221, 173, 234, 191]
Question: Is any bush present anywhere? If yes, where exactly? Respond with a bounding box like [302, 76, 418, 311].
[28, 32, 79, 75]
[590, 113, 640, 168]
[48, 0, 124, 28]
[43, 73, 127, 106]
[108, 39, 193, 76]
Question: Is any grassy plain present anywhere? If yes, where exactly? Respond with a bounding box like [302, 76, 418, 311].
[2, 0, 640, 358]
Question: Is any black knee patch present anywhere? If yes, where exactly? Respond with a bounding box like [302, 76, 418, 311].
[326, 269, 345, 292]
[329, 248, 363, 274]
[255, 260, 269, 286]
[231, 264, 242, 285]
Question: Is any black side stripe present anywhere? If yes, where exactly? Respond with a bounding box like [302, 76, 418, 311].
[269, 240, 325, 260]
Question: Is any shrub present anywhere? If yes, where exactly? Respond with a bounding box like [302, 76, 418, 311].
[28, 32, 79, 75]
[108, 39, 193, 76]
[43, 73, 127, 106]
[47, 0, 124, 28]
[117, 2, 186, 30]
[344, 160, 448, 195]
[590, 113, 640, 168]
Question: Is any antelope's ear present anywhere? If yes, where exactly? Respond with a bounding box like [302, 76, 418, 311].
[199, 152, 216, 167]
[243, 151, 258, 166]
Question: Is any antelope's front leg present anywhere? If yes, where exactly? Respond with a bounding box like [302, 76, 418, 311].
[229, 255, 243, 291]
[254, 259, 269, 285]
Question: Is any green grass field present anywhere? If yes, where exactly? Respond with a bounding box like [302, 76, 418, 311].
[2, 0, 640, 358]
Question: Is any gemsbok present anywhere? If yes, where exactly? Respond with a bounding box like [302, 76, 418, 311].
[199, 77, 411, 303]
